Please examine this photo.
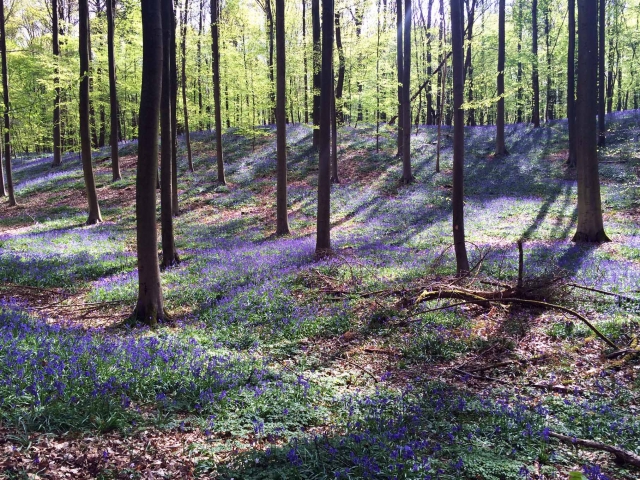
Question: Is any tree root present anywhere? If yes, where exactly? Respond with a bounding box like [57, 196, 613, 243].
[547, 431, 640, 468]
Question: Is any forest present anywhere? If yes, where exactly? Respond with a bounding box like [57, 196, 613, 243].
[0, 0, 639, 477]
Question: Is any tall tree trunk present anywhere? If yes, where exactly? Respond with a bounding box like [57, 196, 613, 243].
[161, 0, 179, 267]
[573, 0, 609, 243]
[567, 0, 577, 167]
[425, 0, 434, 124]
[275, 0, 290, 235]
[107, 0, 121, 180]
[197, 0, 204, 129]
[451, 0, 469, 274]
[180, 0, 193, 171]
[331, 65, 339, 183]
[52, 0, 62, 167]
[334, 11, 345, 125]
[211, 0, 226, 183]
[170, 8, 179, 214]
[396, 0, 404, 157]
[516, 0, 523, 123]
[597, 0, 606, 145]
[135, 0, 165, 326]
[401, 0, 412, 183]
[311, 0, 320, 147]
[464, 0, 476, 126]
[544, 3, 553, 121]
[531, 0, 540, 127]
[495, 0, 507, 156]
[79, 0, 101, 222]
[265, 0, 275, 123]
[316, 0, 333, 256]
[0, 0, 13, 205]
[302, 0, 309, 124]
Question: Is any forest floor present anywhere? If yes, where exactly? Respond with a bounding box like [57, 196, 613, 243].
[0, 113, 639, 479]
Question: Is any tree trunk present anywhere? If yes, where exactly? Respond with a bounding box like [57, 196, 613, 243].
[302, 0, 309, 124]
[0, 0, 13, 205]
[573, 0, 609, 243]
[464, 0, 476, 126]
[170, 8, 179, 214]
[450, 0, 469, 274]
[180, 0, 193, 171]
[544, 4, 554, 121]
[567, 0, 577, 167]
[598, 0, 606, 145]
[275, 0, 290, 235]
[197, 0, 204, 129]
[495, 0, 506, 156]
[396, 0, 403, 157]
[401, 0, 412, 183]
[311, 0, 320, 147]
[52, 0, 62, 167]
[79, 0, 101, 222]
[107, 0, 121, 180]
[316, 0, 333, 256]
[531, 0, 540, 127]
[161, 0, 179, 268]
[331, 66, 339, 183]
[334, 11, 345, 125]
[425, 0, 434, 124]
[265, 0, 275, 123]
[135, 0, 165, 326]
[211, 0, 226, 183]
[516, 0, 523, 123]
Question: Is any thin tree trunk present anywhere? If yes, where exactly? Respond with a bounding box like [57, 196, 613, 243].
[180, 0, 193, 171]
[464, 0, 476, 126]
[574, 0, 609, 243]
[161, 0, 179, 267]
[396, 0, 404, 157]
[302, 0, 309, 124]
[275, 0, 290, 235]
[107, 0, 121, 180]
[170, 8, 179, 214]
[334, 11, 345, 125]
[425, 0, 434, 124]
[79, 0, 101, 222]
[197, 0, 204, 128]
[451, 0, 469, 274]
[265, 0, 275, 123]
[401, 0, 412, 183]
[531, 0, 540, 127]
[598, 0, 606, 145]
[516, 0, 523, 123]
[312, 0, 320, 147]
[316, 0, 333, 256]
[567, 0, 577, 167]
[52, 0, 62, 167]
[495, 0, 506, 156]
[135, 0, 165, 326]
[331, 66, 339, 183]
[211, 0, 226, 183]
[544, 4, 554, 121]
[0, 0, 13, 205]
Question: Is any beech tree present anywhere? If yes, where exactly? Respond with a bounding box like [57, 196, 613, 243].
[211, 0, 226, 183]
[51, 0, 62, 168]
[396, 0, 403, 157]
[567, 0, 576, 167]
[0, 0, 13, 206]
[531, 0, 540, 127]
[135, 0, 165, 326]
[598, 0, 606, 146]
[79, 0, 102, 223]
[573, 0, 609, 243]
[107, 0, 121, 181]
[495, 0, 506, 156]
[316, 0, 333, 256]
[180, 0, 193, 172]
[401, 0, 412, 183]
[450, 0, 469, 274]
[275, 0, 290, 235]
[311, 0, 320, 147]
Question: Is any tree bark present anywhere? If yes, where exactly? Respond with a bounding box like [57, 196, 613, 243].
[401, 0, 412, 183]
[52, 0, 62, 167]
[211, 0, 226, 183]
[451, 0, 469, 274]
[598, 0, 606, 145]
[334, 11, 345, 125]
[331, 65, 339, 183]
[396, 0, 403, 157]
[170, 7, 179, 214]
[302, 0, 309, 124]
[275, 0, 290, 235]
[567, 0, 577, 167]
[531, 0, 540, 127]
[136, 0, 165, 326]
[316, 0, 333, 256]
[464, 0, 476, 126]
[161, 0, 179, 267]
[311, 0, 320, 147]
[425, 0, 434, 124]
[180, 0, 193, 172]
[79, 0, 101, 222]
[0, 0, 13, 205]
[573, 0, 609, 243]
[107, 0, 121, 180]
[516, 0, 523, 123]
[544, 4, 554, 121]
[495, 0, 507, 156]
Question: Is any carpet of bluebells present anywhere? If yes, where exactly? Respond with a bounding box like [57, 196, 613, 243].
[1, 112, 639, 478]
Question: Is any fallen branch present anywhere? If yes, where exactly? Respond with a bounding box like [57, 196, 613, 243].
[363, 347, 402, 357]
[453, 368, 584, 394]
[567, 282, 640, 303]
[547, 431, 640, 468]
[343, 358, 379, 384]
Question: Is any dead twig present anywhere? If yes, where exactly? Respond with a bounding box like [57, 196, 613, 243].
[547, 431, 640, 468]
[567, 282, 640, 303]
[342, 358, 379, 384]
